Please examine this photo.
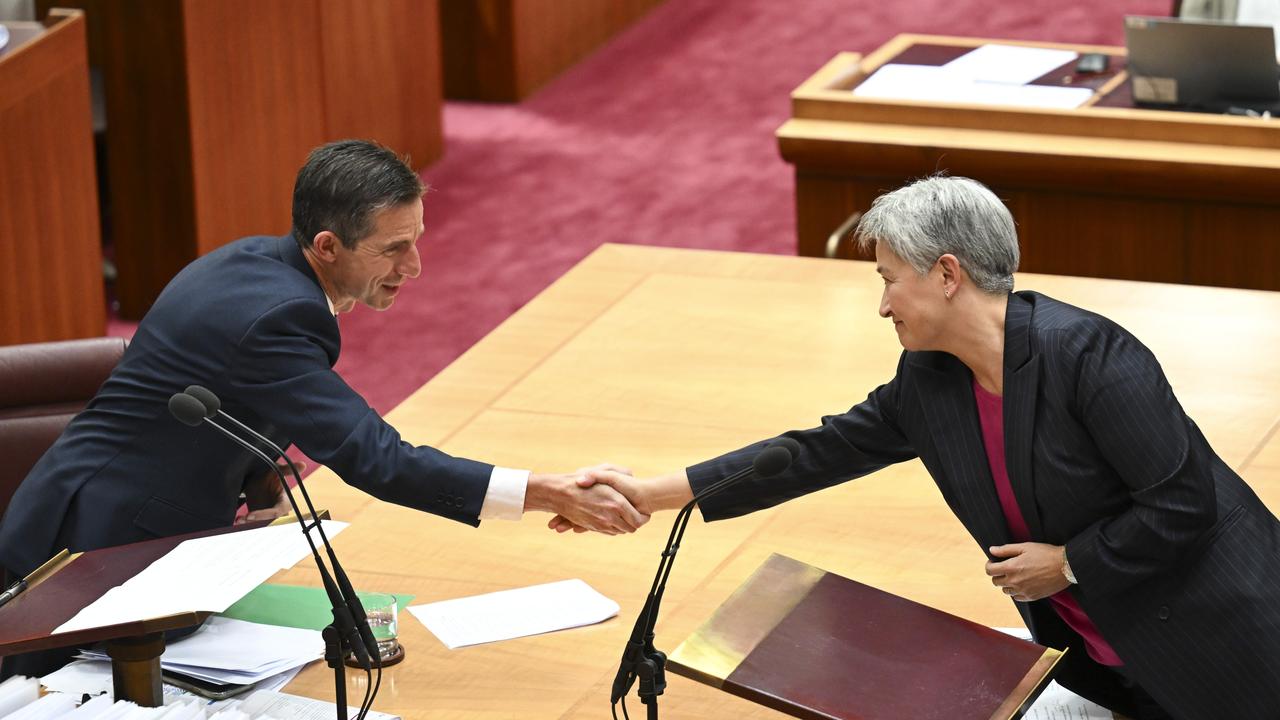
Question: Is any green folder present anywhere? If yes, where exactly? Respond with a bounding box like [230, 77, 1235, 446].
[220, 583, 415, 631]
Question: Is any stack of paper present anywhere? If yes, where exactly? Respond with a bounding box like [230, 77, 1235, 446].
[0, 675, 40, 716]
[74, 617, 322, 686]
[853, 44, 1094, 109]
[54, 521, 347, 634]
[3, 682, 398, 720]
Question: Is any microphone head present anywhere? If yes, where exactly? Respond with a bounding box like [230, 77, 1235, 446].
[766, 437, 801, 460]
[752, 444, 794, 478]
[168, 393, 208, 427]
[184, 385, 220, 418]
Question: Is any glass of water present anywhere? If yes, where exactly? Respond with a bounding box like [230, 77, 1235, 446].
[357, 592, 400, 661]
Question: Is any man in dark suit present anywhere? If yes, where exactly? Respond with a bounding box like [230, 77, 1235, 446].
[0, 140, 644, 678]
[566, 177, 1280, 719]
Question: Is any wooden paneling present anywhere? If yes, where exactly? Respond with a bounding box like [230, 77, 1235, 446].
[317, 0, 444, 167]
[1186, 203, 1280, 290]
[182, 0, 325, 258]
[0, 10, 105, 345]
[781, 38, 1280, 291]
[40, 0, 446, 319]
[441, 0, 668, 101]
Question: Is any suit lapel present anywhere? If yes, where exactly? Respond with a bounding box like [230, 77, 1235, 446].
[913, 353, 1011, 551]
[1003, 294, 1044, 540]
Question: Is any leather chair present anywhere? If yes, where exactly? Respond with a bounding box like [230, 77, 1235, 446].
[0, 338, 127, 519]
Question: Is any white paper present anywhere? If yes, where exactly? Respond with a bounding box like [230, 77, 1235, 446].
[0, 675, 40, 717]
[236, 690, 399, 720]
[54, 521, 347, 634]
[942, 44, 1079, 85]
[408, 578, 618, 650]
[74, 618, 322, 686]
[994, 628, 1116, 719]
[853, 64, 1093, 109]
[66, 693, 117, 719]
[3, 691, 78, 719]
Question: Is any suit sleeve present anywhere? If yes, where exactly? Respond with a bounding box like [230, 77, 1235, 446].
[688, 355, 918, 521]
[228, 298, 492, 526]
[1063, 322, 1217, 597]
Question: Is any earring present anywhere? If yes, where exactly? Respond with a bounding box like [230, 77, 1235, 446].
[944, 291, 951, 299]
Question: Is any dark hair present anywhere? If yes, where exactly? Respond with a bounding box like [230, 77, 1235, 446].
[291, 139, 425, 250]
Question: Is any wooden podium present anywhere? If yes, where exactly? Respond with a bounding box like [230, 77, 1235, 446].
[668, 554, 1062, 720]
[779, 34, 1280, 291]
[0, 516, 318, 706]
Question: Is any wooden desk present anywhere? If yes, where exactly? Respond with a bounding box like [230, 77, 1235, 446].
[779, 34, 1280, 292]
[280, 244, 1280, 718]
[37, 0, 445, 320]
[0, 10, 105, 345]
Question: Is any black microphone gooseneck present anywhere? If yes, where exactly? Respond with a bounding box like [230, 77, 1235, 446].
[610, 438, 800, 720]
[183, 386, 380, 668]
[168, 391, 375, 720]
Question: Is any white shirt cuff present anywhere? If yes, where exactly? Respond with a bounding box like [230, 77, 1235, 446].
[480, 466, 529, 521]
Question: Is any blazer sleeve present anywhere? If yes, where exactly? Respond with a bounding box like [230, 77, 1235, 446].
[688, 355, 918, 521]
[228, 298, 493, 526]
[1062, 321, 1218, 598]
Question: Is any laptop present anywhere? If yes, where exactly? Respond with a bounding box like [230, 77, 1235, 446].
[1125, 16, 1280, 113]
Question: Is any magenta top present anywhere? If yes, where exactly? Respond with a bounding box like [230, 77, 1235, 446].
[972, 378, 1124, 667]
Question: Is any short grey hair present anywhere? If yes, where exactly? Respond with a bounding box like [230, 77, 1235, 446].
[855, 176, 1019, 294]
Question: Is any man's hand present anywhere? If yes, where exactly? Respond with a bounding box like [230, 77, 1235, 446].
[525, 465, 648, 535]
[236, 460, 305, 525]
[985, 542, 1071, 602]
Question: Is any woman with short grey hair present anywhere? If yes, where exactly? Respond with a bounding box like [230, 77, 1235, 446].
[568, 175, 1280, 719]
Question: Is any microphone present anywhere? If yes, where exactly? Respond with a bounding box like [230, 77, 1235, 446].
[610, 439, 799, 717]
[167, 390, 374, 673]
[181, 385, 381, 668]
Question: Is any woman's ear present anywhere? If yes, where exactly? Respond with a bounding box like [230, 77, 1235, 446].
[937, 254, 962, 298]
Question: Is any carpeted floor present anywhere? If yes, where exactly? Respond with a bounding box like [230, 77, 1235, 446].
[109, 0, 1170, 416]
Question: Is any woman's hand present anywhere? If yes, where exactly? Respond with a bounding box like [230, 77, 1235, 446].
[985, 542, 1071, 602]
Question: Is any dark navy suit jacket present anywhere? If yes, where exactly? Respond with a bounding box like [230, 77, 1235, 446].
[687, 291, 1280, 719]
[0, 235, 491, 578]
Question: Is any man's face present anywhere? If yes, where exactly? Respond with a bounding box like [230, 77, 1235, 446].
[329, 199, 424, 312]
[875, 241, 946, 351]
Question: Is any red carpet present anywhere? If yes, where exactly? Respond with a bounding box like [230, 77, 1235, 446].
[109, 0, 1170, 417]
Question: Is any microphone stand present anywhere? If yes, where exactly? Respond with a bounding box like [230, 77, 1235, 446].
[210, 405, 380, 665]
[170, 393, 371, 720]
[611, 444, 795, 720]
[200, 414, 369, 718]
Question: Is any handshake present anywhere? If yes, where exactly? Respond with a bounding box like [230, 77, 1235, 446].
[526, 464, 686, 536]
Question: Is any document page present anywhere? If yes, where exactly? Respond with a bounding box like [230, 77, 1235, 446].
[941, 44, 1079, 85]
[236, 691, 398, 720]
[408, 578, 618, 650]
[54, 521, 347, 634]
[852, 64, 1093, 109]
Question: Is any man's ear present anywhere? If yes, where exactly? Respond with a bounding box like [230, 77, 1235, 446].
[309, 231, 342, 262]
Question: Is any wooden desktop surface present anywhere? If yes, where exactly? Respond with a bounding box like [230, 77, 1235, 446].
[275, 244, 1280, 718]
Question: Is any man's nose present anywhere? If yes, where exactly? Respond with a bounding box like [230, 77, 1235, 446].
[400, 243, 422, 279]
[878, 288, 891, 318]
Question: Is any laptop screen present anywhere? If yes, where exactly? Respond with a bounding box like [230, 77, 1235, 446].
[1125, 16, 1279, 108]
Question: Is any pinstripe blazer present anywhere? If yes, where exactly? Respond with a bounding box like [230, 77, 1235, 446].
[688, 291, 1280, 719]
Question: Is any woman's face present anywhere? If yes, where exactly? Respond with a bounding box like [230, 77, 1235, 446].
[875, 242, 947, 351]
